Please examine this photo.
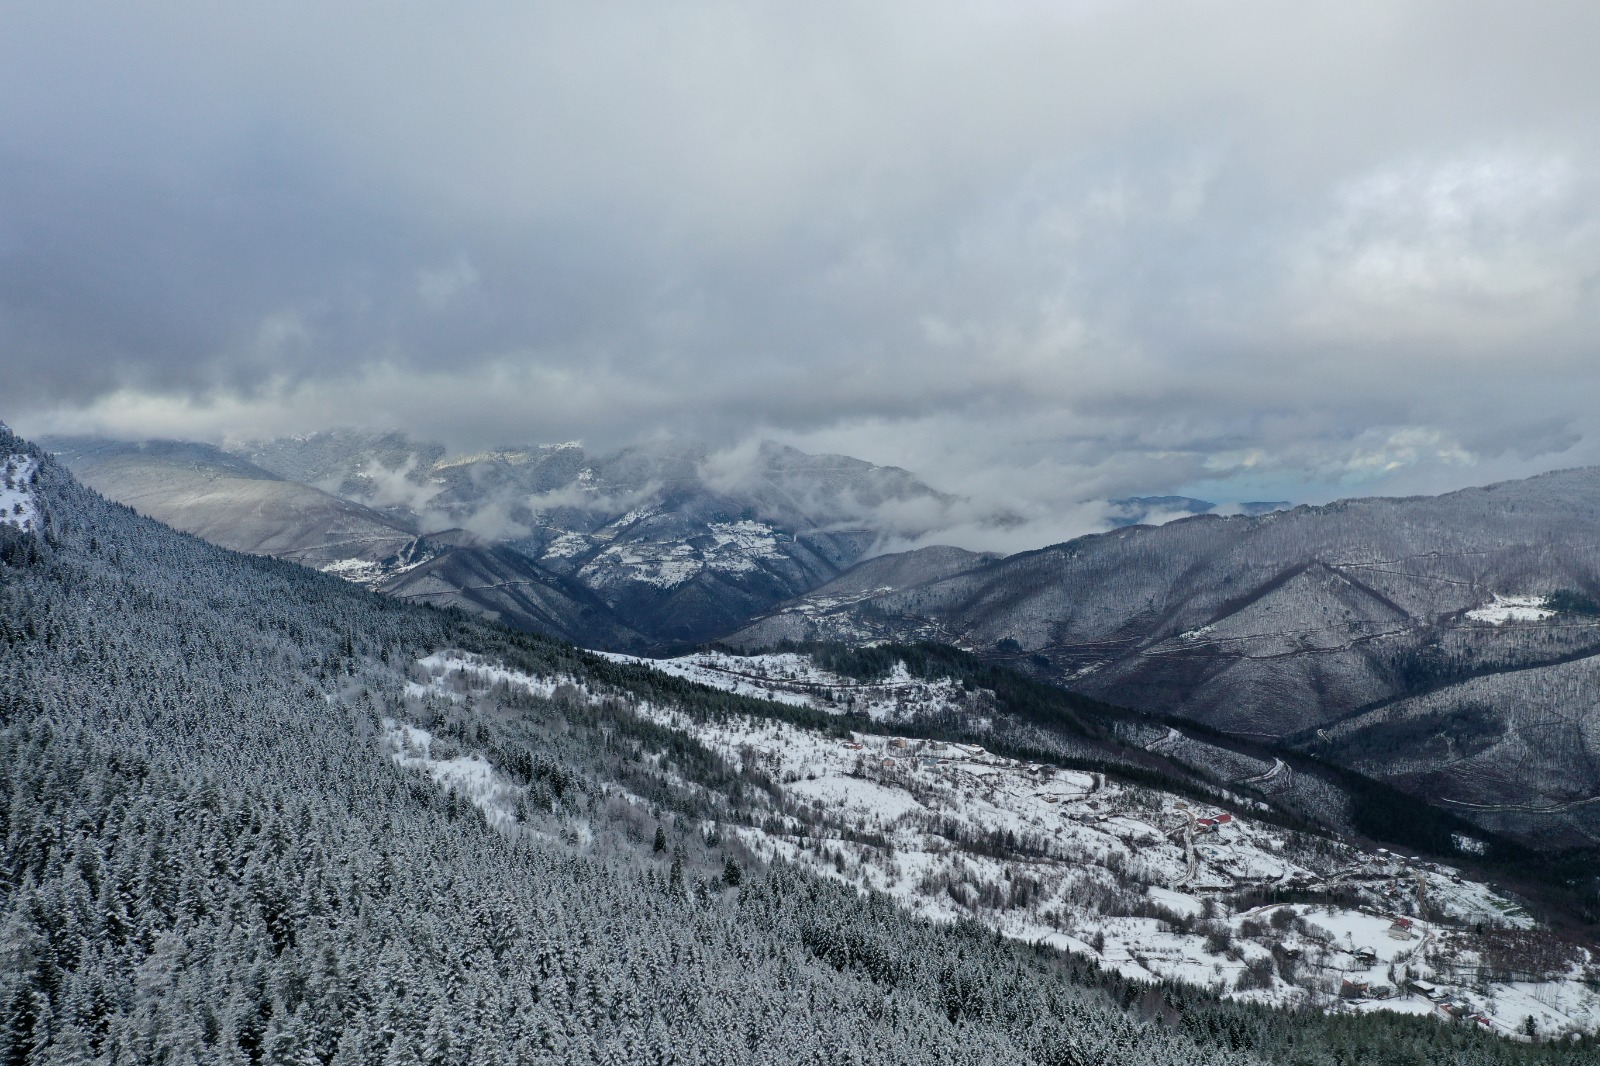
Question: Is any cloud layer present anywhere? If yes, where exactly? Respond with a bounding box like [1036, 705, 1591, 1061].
[5, 1, 1600, 547]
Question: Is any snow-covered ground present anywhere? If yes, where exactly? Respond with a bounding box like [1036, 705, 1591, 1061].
[414, 651, 593, 700]
[390, 648, 1600, 1040]
[320, 557, 398, 584]
[596, 648, 994, 722]
[319, 544, 438, 587]
[0, 455, 39, 531]
[541, 530, 591, 559]
[1467, 594, 1557, 624]
[580, 540, 704, 589]
[382, 717, 527, 831]
[752, 586, 948, 646]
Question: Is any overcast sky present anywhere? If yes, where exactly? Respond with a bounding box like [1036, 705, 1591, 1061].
[5, 1, 1599, 544]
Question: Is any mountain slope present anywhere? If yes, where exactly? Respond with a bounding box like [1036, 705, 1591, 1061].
[0, 425, 1247, 1065]
[1, 422, 1586, 1062]
[371, 535, 646, 649]
[587, 644, 1600, 1035]
[728, 468, 1600, 847]
[43, 436, 418, 568]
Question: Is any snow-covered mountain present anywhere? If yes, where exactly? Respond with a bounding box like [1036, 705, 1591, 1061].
[17, 419, 1595, 1061]
[728, 467, 1600, 848]
[46, 428, 1600, 852]
[234, 432, 953, 646]
[0, 452, 39, 533]
[45, 436, 418, 569]
[48, 430, 967, 647]
[1108, 497, 1291, 527]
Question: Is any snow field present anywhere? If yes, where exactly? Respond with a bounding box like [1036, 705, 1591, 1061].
[596, 649, 993, 722]
[541, 531, 591, 559]
[382, 718, 526, 831]
[1468, 594, 1557, 624]
[319, 547, 435, 587]
[609, 649, 1600, 1036]
[415, 651, 594, 701]
[597, 650, 819, 706]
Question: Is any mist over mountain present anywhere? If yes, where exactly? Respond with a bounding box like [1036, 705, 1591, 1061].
[48, 430, 992, 648]
[3, 424, 1255, 1063]
[11, 3, 1600, 1059]
[39, 436, 646, 648]
[44, 436, 418, 567]
[236, 430, 956, 540]
[238, 431, 970, 647]
[1108, 498, 1293, 528]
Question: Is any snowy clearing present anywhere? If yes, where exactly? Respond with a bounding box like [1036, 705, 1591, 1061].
[571, 514, 792, 589]
[0, 456, 39, 531]
[1467, 595, 1556, 624]
[595, 648, 994, 722]
[382, 717, 526, 830]
[417, 651, 595, 701]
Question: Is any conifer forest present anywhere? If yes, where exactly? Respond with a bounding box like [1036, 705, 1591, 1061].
[6, 432, 1600, 1065]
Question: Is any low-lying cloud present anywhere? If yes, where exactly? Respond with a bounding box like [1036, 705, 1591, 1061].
[6, 2, 1600, 526]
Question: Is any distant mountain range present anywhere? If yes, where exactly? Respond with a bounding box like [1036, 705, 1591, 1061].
[45, 436, 644, 648]
[45, 437, 418, 568]
[45, 432, 954, 649]
[15, 419, 1593, 1059]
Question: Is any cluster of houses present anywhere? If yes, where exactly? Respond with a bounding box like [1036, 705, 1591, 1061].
[1333, 953, 1494, 1029]
[1339, 973, 1505, 1031]
[1405, 980, 1503, 1031]
[1328, 915, 1514, 1032]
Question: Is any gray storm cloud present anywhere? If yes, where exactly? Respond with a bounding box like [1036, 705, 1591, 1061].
[5, 0, 1600, 529]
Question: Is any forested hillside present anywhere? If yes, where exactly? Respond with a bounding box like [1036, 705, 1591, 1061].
[1, 425, 1592, 1064]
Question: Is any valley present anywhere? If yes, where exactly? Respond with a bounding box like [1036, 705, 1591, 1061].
[403, 646, 1600, 1041]
[41, 430, 1600, 855]
[46, 433, 943, 649]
